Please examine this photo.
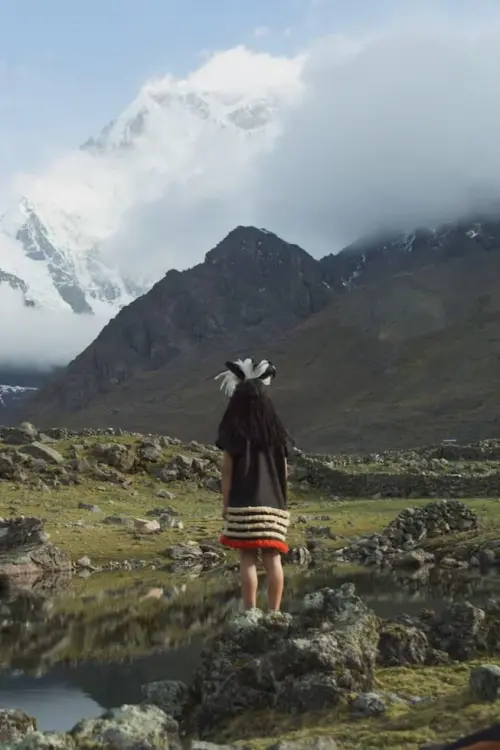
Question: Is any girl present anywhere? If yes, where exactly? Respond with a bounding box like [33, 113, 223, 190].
[214, 357, 291, 612]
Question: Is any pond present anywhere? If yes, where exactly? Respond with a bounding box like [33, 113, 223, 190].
[1, 563, 499, 732]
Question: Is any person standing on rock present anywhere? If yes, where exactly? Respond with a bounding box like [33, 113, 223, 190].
[214, 358, 291, 611]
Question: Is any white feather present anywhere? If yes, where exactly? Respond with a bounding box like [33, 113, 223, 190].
[214, 370, 239, 397]
[214, 357, 273, 397]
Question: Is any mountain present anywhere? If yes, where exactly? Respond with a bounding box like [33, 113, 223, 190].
[0, 49, 301, 315]
[25, 218, 500, 451]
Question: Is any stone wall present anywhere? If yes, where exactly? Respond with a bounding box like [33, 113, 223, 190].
[294, 456, 500, 498]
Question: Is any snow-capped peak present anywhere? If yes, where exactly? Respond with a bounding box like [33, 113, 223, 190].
[0, 46, 304, 316]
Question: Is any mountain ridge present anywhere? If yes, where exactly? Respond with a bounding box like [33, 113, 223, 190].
[24, 217, 500, 452]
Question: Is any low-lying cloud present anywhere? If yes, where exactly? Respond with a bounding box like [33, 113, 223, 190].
[0, 287, 112, 371]
[4, 10, 500, 370]
[253, 22, 500, 253]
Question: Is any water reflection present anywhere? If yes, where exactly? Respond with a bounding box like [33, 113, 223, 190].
[1, 563, 500, 731]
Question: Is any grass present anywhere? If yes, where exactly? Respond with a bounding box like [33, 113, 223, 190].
[3, 434, 500, 747]
[219, 662, 500, 750]
[1, 447, 500, 565]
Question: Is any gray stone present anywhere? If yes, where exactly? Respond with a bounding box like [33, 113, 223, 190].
[5, 732, 75, 749]
[70, 704, 181, 749]
[22, 443, 64, 465]
[0, 709, 36, 742]
[78, 502, 101, 513]
[349, 691, 387, 717]
[470, 664, 500, 702]
[141, 680, 189, 721]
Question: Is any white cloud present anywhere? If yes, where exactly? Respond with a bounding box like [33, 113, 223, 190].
[0, 287, 111, 370]
[4, 13, 500, 368]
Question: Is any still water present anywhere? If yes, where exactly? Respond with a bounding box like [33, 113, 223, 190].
[1, 565, 499, 732]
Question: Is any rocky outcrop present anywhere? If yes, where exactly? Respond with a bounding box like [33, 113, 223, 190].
[0, 517, 71, 578]
[188, 583, 379, 735]
[378, 599, 500, 666]
[341, 500, 477, 567]
[1, 703, 337, 749]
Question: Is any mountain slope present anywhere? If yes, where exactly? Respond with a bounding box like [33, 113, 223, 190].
[25, 218, 500, 451]
[27, 226, 333, 416]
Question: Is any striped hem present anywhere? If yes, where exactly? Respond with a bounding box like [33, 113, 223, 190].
[220, 535, 288, 554]
[223, 505, 290, 544]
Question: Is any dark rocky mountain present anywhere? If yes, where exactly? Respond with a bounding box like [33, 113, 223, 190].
[24, 219, 500, 452]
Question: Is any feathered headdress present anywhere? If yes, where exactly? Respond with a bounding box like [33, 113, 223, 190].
[214, 357, 277, 398]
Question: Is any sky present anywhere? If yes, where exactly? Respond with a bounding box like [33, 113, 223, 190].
[0, 0, 489, 180]
[2, 0, 500, 369]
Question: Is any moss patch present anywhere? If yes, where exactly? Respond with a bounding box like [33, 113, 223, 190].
[219, 662, 500, 750]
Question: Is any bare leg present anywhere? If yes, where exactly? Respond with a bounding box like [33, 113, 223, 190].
[262, 549, 284, 611]
[239, 549, 258, 609]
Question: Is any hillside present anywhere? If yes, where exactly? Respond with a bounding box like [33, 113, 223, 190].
[25, 219, 500, 452]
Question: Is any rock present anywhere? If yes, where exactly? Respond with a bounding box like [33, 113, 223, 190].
[134, 519, 161, 533]
[5, 732, 75, 748]
[22, 443, 64, 465]
[78, 502, 101, 513]
[204, 477, 221, 493]
[76, 556, 94, 570]
[343, 500, 478, 566]
[0, 517, 46, 551]
[378, 620, 430, 666]
[154, 490, 175, 500]
[141, 680, 189, 721]
[469, 664, 500, 702]
[92, 442, 136, 472]
[349, 691, 387, 717]
[103, 515, 134, 527]
[190, 583, 378, 734]
[158, 515, 183, 530]
[3, 423, 38, 446]
[146, 507, 177, 518]
[426, 602, 488, 660]
[166, 543, 203, 561]
[70, 704, 181, 749]
[0, 709, 36, 742]
[138, 440, 164, 463]
[392, 549, 435, 568]
[0, 517, 71, 578]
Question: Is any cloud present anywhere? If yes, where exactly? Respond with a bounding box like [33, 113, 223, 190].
[5, 11, 500, 368]
[0, 287, 112, 371]
[252, 20, 500, 252]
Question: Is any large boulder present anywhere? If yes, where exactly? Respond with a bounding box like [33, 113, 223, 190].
[70, 705, 181, 749]
[22, 443, 64, 465]
[2, 423, 38, 446]
[92, 442, 136, 472]
[0, 517, 71, 578]
[189, 583, 378, 735]
[377, 619, 430, 666]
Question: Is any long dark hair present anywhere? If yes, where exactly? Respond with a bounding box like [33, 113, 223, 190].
[217, 379, 289, 450]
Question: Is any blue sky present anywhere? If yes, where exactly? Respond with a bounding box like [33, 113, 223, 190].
[0, 0, 493, 181]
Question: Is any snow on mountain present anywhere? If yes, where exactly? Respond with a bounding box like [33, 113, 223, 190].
[0, 47, 304, 316]
[0, 384, 37, 409]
